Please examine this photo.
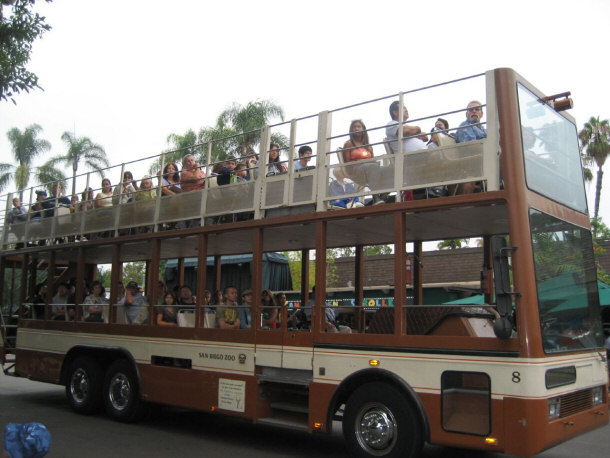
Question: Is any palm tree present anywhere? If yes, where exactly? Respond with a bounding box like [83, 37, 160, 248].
[437, 238, 469, 250]
[579, 116, 610, 218]
[46, 131, 108, 196]
[0, 124, 62, 198]
[149, 129, 201, 174]
[199, 100, 287, 162]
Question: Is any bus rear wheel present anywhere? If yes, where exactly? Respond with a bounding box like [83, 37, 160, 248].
[343, 382, 423, 458]
[65, 356, 104, 414]
[103, 359, 145, 422]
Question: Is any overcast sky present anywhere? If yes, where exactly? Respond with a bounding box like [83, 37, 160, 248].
[1, 0, 609, 222]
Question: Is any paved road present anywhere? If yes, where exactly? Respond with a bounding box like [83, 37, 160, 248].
[0, 371, 608, 457]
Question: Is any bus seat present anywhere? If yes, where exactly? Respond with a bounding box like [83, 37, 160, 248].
[204, 310, 216, 328]
[178, 308, 195, 327]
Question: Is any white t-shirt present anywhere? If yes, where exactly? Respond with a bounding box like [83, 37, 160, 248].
[385, 120, 428, 153]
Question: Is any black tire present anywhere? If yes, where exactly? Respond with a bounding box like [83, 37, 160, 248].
[103, 359, 145, 422]
[65, 356, 104, 414]
[343, 382, 423, 458]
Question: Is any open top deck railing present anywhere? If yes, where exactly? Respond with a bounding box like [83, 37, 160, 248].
[1, 71, 500, 250]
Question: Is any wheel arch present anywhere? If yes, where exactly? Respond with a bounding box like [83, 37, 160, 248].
[60, 345, 140, 386]
[327, 368, 430, 441]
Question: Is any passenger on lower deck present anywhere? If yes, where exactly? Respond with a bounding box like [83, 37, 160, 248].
[51, 282, 70, 320]
[157, 292, 178, 326]
[83, 280, 107, 322]
[261, 289, 278, 329]
[216, 286, 240, 329]
[177, 285, 196, 307]
[239, 289, 253, 329]
[119, 280, 149, 324]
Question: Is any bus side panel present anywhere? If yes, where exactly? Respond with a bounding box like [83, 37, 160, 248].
[14, 349, 63, 384]
[138, 364, 257, 420]
[503, 397, 609, 457]
[309, 382, 337, 433]
[419, 393, 506, 453]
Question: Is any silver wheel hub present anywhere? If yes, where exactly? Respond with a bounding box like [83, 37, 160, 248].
[355, 403, 397, 455]
[108, 373, 131, 411]
[70, 368, 89, 404]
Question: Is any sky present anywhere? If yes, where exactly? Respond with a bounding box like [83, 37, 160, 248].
[1, 0, 609, 222]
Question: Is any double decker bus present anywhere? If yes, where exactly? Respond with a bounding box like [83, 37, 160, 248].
[1, 68, 607, 457]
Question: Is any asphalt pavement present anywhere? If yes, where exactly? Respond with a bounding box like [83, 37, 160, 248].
[0, 371, 607, 457]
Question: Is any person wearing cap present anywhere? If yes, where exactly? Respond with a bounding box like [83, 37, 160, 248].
[239, 289, 253, 329]
[118, 280, 149, 324]
[51, 282, 70, 320]
[4, 422, 51, 458]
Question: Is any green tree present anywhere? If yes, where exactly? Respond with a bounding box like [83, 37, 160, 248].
[149, 129, 200, 175]
[0, 123, 64, 196]
[0, 0, 52, 104]
[437, 238, 469, 250]
[579, 117, 610, 219]
[45, 131, 107, 196]
[199, 99, 287, 163]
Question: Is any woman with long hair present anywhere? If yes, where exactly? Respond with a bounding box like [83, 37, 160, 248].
[161, 161, 182, 196]
[157, 292, 178, 326]
[95, 178, 113, 208]
[261, 289, 278, 328]
[266, 143, 287, 176]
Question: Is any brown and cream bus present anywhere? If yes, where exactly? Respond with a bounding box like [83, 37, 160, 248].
[1, 68, 607, 457]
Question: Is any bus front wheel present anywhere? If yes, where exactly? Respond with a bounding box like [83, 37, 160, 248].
[343, 382, 423, 458]
[65, 356, 104, 414]
[103, 359, 144, 422]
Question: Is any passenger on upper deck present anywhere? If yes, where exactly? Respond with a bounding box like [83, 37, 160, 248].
[267, 143, 287, 176]
[385, 101, 428, 153]
[112, 171, 137, 205]
[9, 197, 27, 224]
[135, 175, 156, 201]
[217, 155, 238, 185]
[329, 168, 363, 209]
[427, 118, 454, 147]
[180, 154, 206, 192]
[216, 286, 240, 329]
[161, 162, 182, 196]
[29, 190, 46, 221]
[294, 145, 313, 171]
[455, 100, 487, 143]
[119, 280, 149, 324]
[342, 119, 391, 200]
[95, 178, 113, 208]
[42, 183, 71, 217]
[243, 154, 259, 180]
[79, 187, 95, 211]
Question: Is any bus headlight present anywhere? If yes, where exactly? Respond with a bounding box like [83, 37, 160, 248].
[592, 386, 603, 406]
[548, 397, 561, 419]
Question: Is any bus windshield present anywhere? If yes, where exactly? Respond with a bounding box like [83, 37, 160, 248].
[530, 209, 603, 353]
[518, 83, 587, 213]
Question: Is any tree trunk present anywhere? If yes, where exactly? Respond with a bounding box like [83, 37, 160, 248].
[71, 160, 78, 197]
[594, 166, 603, 218]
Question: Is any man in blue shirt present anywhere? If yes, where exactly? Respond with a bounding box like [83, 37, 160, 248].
[455, 100, 487, 143]
[294, 145, 313, 171]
